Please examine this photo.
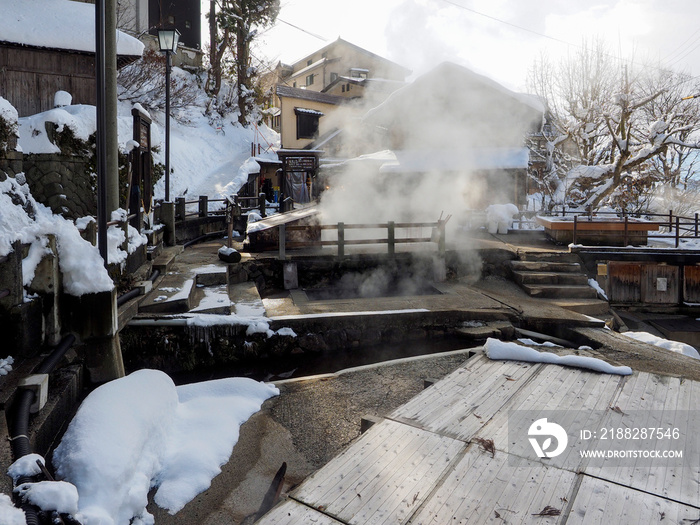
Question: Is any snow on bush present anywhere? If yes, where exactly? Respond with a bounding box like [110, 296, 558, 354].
[0, 177, 113, 295]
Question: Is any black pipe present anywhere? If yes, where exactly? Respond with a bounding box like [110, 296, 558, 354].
[116, 267, 161, 307]
[8, 333, 76, 524]
[116, 287, 140, 307]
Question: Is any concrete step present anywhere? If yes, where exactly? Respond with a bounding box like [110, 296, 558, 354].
[151, 246, 184, 275]
[512, 271, 588, 286]
[552, 299, 611, 316]
[139, 273, 196, 314]
[191, 283, 232, 314]
[510, 260, 582, 273]
[522, 283, 598, 299]
[230, 281, 266, 317]
[518, 251, 583, 264]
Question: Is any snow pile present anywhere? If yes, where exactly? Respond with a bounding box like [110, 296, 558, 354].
[0, 494, 25, 525]
[623, 331, 700, 359]
[0, 177, 113, 295]
[18, 104, 96, 154]
[485, 203, 518, 234]
[588, 278, 608, 299]
[52, 370, 278, 523]
[107, 209, 148, 267]
[0, 356, 14, 376]
[484, 338, 633, 375]
[15, 481, 79, 515]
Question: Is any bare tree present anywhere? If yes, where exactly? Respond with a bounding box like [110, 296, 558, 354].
[206, 0, 279, 123]
[528, 39, 700, 211]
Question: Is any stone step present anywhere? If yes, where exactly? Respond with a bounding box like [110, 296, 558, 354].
[510, 260, 582, 273]
[191, 283, 232, 315]
[521, 283, 598, 299]
[139, 273, 196, 314]
[230, 281, 266, 317]
[512, 271, 588, 286]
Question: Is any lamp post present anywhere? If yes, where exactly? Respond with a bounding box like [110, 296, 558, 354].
[157, 28, 180, 202]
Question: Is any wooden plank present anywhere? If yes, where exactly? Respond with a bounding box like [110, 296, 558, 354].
[391, 355, 540, 441]
[409, 443, 575, 524]
[566, 476, 700, 525]
[292, 419, 464, 525]
[294, 420, 415, 506]
[257, 499, 345, 524]
[582, 373, 700, 507]
[475, 365, 622, 472]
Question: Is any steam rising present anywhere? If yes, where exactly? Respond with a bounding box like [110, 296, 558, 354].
[317, 62, 543, 240]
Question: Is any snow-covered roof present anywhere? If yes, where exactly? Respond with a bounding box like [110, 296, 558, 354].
[380, 148, 530, 173]
[0, 0, 144, 56]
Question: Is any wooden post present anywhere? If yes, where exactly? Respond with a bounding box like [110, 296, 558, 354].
[259, 192, 267, 218]
[669, 210, 673, 231]
[573, 215, 578, 245]
[676, 216, 681, 248]
[175, 197, 186, 220]
[438, 220, 446, 256]
[278, 223, 286, 261]
[198, 195, 208, 218]
[387, 221, 395, 257]
[624, 216, 629, 247]
[338, 222, 345, 259]
[695, 213, 698, 238]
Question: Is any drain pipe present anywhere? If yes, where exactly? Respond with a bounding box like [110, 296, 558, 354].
[9, 333, 76, 524]
[182, 230, 226, 248]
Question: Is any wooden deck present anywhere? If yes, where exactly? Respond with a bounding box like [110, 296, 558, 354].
[257, 353, 700, 524]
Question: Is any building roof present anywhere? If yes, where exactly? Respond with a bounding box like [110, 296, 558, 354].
[0, 0, 144, 57]
[276, 85, 348, 106]
[291, 37, 412, 78]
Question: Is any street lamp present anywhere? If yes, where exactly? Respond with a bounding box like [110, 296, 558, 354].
[157, 28, 180, 202]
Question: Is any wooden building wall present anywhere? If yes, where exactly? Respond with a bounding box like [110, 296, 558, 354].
[0, 44, 96, 116]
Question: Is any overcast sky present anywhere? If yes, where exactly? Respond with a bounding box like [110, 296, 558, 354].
[253, 0, 700, 92]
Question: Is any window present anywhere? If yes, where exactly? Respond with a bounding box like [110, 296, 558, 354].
[306, 74, 314, 86]
[293, 81, 297, 88]
[295, 108, 323, 139]
[330, 72, 338, 82]
[307, 59, 313, 66]
[350, 68, 369, 79]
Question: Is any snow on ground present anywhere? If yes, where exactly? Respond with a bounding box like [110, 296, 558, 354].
[484, 338, 633, 375]
[36, 370, 280, 524]
[623, 331, 700, 359]
[0, 493, 26, 525]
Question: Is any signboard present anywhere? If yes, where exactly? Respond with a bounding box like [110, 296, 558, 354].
[285, 156, 316, 171]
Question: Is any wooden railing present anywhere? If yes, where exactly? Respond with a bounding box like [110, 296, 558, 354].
[174, 193, 276, 221]
[278, 220, 448, 260]
[531, 208, 700, 248]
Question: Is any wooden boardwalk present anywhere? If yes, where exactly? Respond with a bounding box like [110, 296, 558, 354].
[258, 353, 700, 524]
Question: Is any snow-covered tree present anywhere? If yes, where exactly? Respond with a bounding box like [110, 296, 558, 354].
[528, 39, 700, 212]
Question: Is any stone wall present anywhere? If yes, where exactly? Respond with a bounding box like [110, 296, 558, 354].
[23, 153, 96, 219]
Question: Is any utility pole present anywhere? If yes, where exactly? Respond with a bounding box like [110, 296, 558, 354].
[105, 0, 119, 215]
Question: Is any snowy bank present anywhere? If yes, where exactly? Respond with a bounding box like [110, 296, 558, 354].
[623, 331, 700, 359]
[51, 370, 278, 524]
[484, 338, 633, 375]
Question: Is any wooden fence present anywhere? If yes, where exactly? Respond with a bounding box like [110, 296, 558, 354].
[278, 220, 447, 260]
